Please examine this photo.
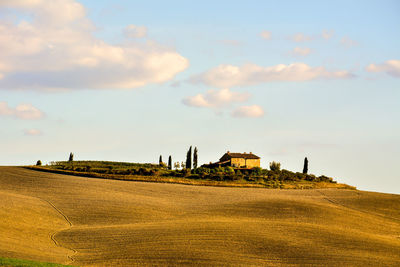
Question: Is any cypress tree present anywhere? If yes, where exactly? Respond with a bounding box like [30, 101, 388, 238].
[193, 147, 198, 169]
[168, 156, 172, 170]
[186, 146, 192, 169]
[68, 152, 74, 162]
[159, 155, 163, 165]
[303, 157, 308, 174]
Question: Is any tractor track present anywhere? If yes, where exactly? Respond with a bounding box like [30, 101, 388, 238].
[38, 197, 77, 265]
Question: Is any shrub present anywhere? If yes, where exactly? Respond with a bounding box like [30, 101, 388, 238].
[318, 175, 333, 182]
[36, 160, 42, 166]
[189, 174, 200, 179]
[182, 168, 191, 177]
[269, 161, 281, 172]
[252, 167, 262, 175]
[224, 166, 235, 175]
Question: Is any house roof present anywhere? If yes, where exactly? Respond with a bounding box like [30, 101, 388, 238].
[220, 152, 260, 160]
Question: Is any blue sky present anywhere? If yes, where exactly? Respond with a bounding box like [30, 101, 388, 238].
[0, 0, 399, 194]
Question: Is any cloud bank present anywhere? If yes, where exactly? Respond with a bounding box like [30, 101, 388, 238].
[366, 60, 400, 78]
[0, 0, 188, 90]
[0, 102, 44, 120]
[191, 63, 353, 88]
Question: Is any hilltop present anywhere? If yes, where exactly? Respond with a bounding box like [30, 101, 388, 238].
[27, 160, 355, 189]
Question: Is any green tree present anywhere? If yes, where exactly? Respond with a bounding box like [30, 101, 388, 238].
[68, 152, 74, 162]
[159, 155, 163, 166]
[168, 156, 172, 170]
[185, 146, 192, 169]
[36, 160, 42, 166]
[174, 162, 180, 170]
[303, 157, 308, 174]
[193, 147, 198, 169]
[269, 161, 281, 172]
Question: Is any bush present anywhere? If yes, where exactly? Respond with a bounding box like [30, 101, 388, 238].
[252, 167, 262, 175]
[189, 174, 200, 179]
[269, 161, 281, 172]
[318, 175, 333, 182]
[36, 160, 42, 166]
[224, 166, 235, 175]
[182, 168, 191, 177]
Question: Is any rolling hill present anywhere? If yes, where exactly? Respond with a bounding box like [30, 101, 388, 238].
[0, 166, 399, 266]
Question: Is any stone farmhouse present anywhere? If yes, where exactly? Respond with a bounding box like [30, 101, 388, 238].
[202, 151, 260, 169]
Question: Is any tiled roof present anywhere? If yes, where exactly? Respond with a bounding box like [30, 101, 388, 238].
[221, 152, 260, 160]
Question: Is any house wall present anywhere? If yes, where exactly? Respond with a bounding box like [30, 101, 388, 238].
[231, 158, 246, 167]
[245, 159, 260, 168]
[230, 158, 260, 168]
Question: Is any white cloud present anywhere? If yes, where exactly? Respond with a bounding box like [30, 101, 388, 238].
[0, 0, 188, 90]
[340, 36, 358, 48]
[124, 24, 147, 38]
[24, 129, 42, 136]
[0, 102, 44, 120]
[292, 33, 312, 42]
[191, 63, 354, 88]
[291, 47, 311, 56]
[260, 30, 271, 40]
[232, 105, 264, 118]
[183, 88, 249, 108]
[322, 29, 334, 40]
[366, 60, 400, 78]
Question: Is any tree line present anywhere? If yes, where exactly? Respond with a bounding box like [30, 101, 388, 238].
[159, 146, 198, 171]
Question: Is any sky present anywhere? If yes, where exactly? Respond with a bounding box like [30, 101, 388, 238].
[0, 0, 399, 194]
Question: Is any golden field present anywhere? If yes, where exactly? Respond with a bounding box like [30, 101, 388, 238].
[0, 166, 399, 266]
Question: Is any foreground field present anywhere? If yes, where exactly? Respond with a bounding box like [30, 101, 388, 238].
[0, 167, 399, 266]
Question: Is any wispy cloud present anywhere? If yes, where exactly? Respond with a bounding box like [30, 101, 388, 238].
[291, 47, 312, 56]
[232, 105, 264, 118]
[123, 24, 147, 38]
[322, 29, 334, 40]
[292, 33, 312, 42]
[191, 63, 354, 88]
[290, 30, 334, 42]
[0, 0, 188, 91]
[183, 88, 249, 108]
[0, 102, 44, 120]
[260, 30, 272, 40]
[366, 60, 400, 78]
[23, 129, 42, 136]
[340, 36, 358, 48]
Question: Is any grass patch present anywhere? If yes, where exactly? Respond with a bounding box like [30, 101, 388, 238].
[0, 257, 72, 267]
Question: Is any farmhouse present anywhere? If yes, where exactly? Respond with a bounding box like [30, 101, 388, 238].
[203, 151, 260, 169]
